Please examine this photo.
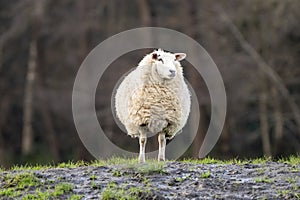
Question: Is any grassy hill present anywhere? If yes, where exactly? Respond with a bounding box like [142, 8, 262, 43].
[0, 156, 299, 199]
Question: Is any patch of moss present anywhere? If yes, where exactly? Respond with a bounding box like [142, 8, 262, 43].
[285, 176, 298, 184]
[53, 183, 74, 197]
[22, 189, 51, 200]
[0, 173, 41, 198]
[201, 170, 211, 179]
[89, 174, 98, 180]
[21, 183, 75, 200]
[112, 169, 122, 177]
[101, 182, 152, 200]
[108, 158, 165, 176]
[135, 161, 165, 174]
[0, 187, 20, 198]
[91, 181, 98, 189]
[68, 194, 84, 200]
[3, 172, 41, 189]
[254, 177, 274, 183]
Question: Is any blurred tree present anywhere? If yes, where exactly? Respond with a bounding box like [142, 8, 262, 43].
[0, 0, 299, 166]
[22, 0, 47, 155]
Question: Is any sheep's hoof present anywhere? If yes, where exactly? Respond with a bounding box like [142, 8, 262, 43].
[138, 156, 145, 163]
[158, 157, 165, 162]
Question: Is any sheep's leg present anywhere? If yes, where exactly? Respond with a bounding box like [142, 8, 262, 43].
[158, 133, 166, 161]
[138, 132, 147, 163]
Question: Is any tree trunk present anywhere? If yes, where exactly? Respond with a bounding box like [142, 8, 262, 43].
[192, 105, 208, 157]
[22, 39, 37, 155]
[35, 37, 60, 162]
[183, 0, 205, 158]
[107, 0, 116, 35]
[75, 0, 93, 161]
[21, 0, 46, 155]
[39, 96, 60, 162]
[0, 95, 10, 167]
[271, 87, 283, 155]
[220, 119, 231, 157]
[217, 5, 300, 134]
[259, 75, 271, 156]
[0, 44, 2, 73]
[137, 0, 151, 26]
[137, 0, 154, 47]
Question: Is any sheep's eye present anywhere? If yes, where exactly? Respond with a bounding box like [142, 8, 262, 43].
[158, 58, 164, 63]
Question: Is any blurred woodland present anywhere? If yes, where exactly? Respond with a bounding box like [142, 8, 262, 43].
[0, 0, 300, 167]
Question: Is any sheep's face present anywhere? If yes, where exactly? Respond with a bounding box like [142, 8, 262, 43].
[151, 50, 186, 80]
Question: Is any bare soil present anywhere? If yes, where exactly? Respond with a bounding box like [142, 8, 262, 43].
[0, 161, 299, 199]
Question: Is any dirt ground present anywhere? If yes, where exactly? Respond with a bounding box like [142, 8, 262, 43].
[0, 161, 299, 199]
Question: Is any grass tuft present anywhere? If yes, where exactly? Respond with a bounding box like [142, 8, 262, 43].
[201, 170, 211, 179]
[56, 160, 87, 168]
[101, 182, 151, 200]
[2, 155, 299, 173]
[3, 172, 41, 189]
[254, 177, 274, 183]
[279, 155, 300, 166]
[53, 183, 74, 197]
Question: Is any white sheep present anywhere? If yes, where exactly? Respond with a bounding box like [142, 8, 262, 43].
[115, 49, 191, 163]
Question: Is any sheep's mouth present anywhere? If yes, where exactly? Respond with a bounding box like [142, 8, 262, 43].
[168, 73, 176, 78]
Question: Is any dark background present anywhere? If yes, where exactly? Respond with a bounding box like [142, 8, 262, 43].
[0, 0, 299, 167]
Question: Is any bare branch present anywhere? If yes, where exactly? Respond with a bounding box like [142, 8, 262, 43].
[216, 5, 300, 133]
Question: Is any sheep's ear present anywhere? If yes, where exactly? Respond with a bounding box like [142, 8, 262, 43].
[175, 53, 186, 61]
[152, 53, 158, 60]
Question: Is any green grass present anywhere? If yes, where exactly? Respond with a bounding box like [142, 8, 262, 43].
[181, 157, 227, 164]
[0, 172, 76, 199]
[10, 164, 52, 171]
[279, 155, 300, 166]
[0, 173, 41, 198]
[19, 183, 75, 200]
[181, 156, 249, 165]
[285, 176, 298, 184]
[8, 160, 88, 171]
[3, 172, 41, 189]
[201, 170, 211, 178]
[91, 181, 100, 189]
[277, 189, 300, 199]
[181, 155, 300, 166]
[89, 174, 98, 180]
[1, 156, 299, 199]
[250, 156, 272, 164]
[0, 188, 20, 198]
[134, 161, 165, 174]
[53, 183, 74, 197]
[56, 160, 87, 168]
[69, 194, 84, 200]
[0, 158, 166, 199]
[1, 155, 299, 173]
[101, 182, 152, 200]
[254, 177, 274, 183]
[104, 157, 166, 175]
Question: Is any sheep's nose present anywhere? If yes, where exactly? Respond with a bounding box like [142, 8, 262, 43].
[169, 69, 176, 74]
[169, 69, 176, 78]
